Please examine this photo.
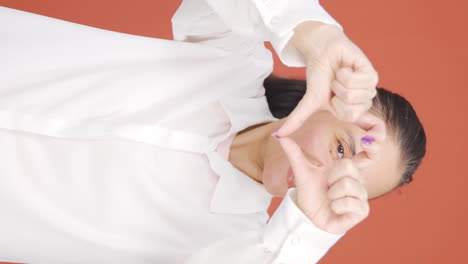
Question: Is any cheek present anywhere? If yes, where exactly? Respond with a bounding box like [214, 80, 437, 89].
[362, 166, 383, 199]
[295, 126, 334, 166]
[361, 145, 402, 199]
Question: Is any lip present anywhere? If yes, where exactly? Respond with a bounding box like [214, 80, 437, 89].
[287, 167, 295, 188]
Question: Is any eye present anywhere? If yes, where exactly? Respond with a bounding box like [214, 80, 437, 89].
[337, 142, 345, 159]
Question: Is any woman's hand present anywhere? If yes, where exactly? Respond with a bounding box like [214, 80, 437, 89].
[275, 135, 374, 235]
[274, 21, 379, 138]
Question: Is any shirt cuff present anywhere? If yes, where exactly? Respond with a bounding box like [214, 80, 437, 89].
[263, 188, 345, 264]
[254, 0, 343, 67]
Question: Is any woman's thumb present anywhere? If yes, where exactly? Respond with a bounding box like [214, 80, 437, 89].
[275, 136, 329, 217]
[275, 136, 325, 190]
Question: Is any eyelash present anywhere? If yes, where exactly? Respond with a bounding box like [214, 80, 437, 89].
[336, 139, 346, 159]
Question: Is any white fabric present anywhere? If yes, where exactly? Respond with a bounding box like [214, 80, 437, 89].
[0, 1, 344, 263]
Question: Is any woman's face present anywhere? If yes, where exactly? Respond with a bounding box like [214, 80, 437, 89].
[261, 110, 403, 199]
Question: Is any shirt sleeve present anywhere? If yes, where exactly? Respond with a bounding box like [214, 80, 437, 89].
[171, 0, 342, 67]
[185, 188, 345, 264]
[262, 188, 345, 263]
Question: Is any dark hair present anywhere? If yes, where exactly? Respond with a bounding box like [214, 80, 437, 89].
[263, 74, 426, 190]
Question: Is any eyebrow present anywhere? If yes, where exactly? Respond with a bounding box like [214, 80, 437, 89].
[345, 128, 357, 156]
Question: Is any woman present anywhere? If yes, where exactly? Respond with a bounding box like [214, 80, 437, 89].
[0, 0, 425, 264]
[263, 75, 426, 198]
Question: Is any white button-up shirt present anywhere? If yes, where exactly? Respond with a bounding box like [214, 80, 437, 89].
[0, 0, 344, 263]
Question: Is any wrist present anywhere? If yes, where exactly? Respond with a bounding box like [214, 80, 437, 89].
[290, 21, 344, 63]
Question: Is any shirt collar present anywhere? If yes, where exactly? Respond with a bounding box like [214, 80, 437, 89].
[207, 96, 278, 214]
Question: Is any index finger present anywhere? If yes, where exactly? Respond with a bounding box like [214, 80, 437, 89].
[275, 66, 332, 138]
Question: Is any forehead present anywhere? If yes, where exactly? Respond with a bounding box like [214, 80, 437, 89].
[347, 124, 402, 199]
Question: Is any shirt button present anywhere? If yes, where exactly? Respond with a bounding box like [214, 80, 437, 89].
[270, 16, 281, 25]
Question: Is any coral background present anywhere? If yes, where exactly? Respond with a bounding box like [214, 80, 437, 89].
[1, 0, 467, 263]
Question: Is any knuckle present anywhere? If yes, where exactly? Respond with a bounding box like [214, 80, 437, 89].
[329, 187, 340, 200]
[342, 77, 354, 89]
[332, 81, 344, 96]
[348, 92, 359, 103]
[331, 200, 340, 212]
[337, 68, 352, 83]
[343, 198, 354, 209]
[338, 92, 350, 104]
[342, 178, 354, 193]
[331, 95, 340, 106]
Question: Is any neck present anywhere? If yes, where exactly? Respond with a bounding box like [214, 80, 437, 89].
[228, 120, 284, 183]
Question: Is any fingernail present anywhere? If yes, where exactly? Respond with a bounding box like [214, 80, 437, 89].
[271, 124, 282, 138]
[361, 135, 375, 145]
